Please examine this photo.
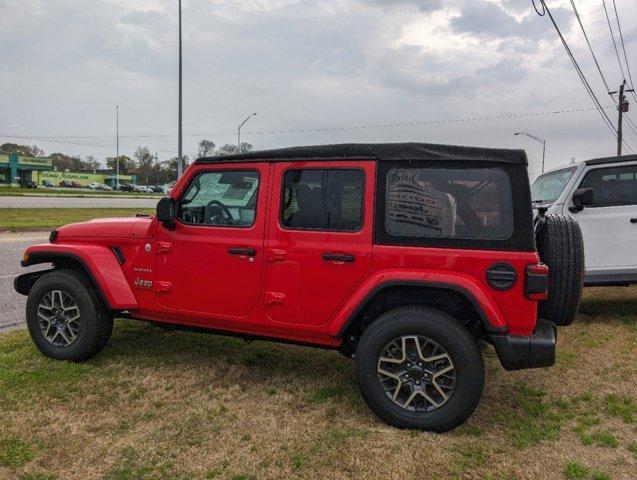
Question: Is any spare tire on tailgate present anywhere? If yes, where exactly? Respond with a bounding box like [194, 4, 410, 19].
[536, 213, 584, 326]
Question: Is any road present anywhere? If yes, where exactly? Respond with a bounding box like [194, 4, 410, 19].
[0, 233, 49, 331]
[0, 196, 159, 208]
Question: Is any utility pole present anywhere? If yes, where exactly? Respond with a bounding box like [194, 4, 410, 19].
[610, 80, 634, 156]
[116, 105, 119, 189]
[177, 0, 183, 178]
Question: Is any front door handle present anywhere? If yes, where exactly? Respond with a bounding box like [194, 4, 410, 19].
[631, 218, 637, 224]
[322, 252, 355, 263]
[229, 247, 256, 256]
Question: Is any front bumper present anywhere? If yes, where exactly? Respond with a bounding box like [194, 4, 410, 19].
[488, 318, 556, 371]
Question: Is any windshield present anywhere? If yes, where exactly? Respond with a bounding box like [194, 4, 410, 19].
[531, 167, 577, 203]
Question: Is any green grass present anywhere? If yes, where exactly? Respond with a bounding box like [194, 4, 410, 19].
[0, 287, 635, 479]
[564, 461, 588, 479]
[0, 186, 161, 198]
[603, 393, 636, 424]
[0, 208, 154, 231]
[628, 441, 637, 460]
[0, 437, 34, 469]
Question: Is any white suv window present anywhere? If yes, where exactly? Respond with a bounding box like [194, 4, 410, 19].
[578, 164, 637, 207]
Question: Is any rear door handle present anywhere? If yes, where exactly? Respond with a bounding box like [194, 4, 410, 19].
[631, 218, 637, 224]
[322, 252, 355, 263]
[229, 247, 256, 256]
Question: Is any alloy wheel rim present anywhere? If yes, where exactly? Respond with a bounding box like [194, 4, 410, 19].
[377, 335, 456, 412]
[37, 290, 81, 347]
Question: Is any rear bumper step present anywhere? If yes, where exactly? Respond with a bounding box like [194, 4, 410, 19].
[488, 318, 556, 371]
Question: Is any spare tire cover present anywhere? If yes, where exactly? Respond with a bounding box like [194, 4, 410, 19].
[536, 214, 584, 326]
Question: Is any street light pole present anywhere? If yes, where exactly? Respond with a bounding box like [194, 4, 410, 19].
[116, 105, 119, 189]
[177, 0, 183, 178]
[514, 132, 546, 173]
[237, 113, 257, 153]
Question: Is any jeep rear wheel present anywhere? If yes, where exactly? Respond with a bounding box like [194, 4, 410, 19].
[26, 270, 113, 362]
[536, 214, 584, 326]
[355, 306, 484, 431]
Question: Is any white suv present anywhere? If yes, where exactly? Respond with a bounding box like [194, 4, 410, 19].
[531, 154, 637, 286]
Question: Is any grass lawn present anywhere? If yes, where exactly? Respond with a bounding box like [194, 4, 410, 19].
[0, 187, 161, 198]
[0, 208, 155, 232]
[0, 288, 635, 479]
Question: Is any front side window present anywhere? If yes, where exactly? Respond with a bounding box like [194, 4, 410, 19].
[578, 165, 637, 207]
[531, 166, 577, 204]
[385, 168, 513, 240]
[281, 169, 364, 231]
[179, 170, 259, 227]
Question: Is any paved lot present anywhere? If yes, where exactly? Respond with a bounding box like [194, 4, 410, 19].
[0, 196, 159, 208]
[0, 233, 49, 331]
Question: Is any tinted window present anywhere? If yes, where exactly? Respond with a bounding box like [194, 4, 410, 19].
[281, 169, 364, 231]
[579, 165, 637, 207]
[179, 170, 259, 227]
[385, 168, 512, 239]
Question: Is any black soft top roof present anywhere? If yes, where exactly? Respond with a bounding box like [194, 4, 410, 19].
[195, 142, 528, 165]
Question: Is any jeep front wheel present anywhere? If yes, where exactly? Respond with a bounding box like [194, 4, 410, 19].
[355, 306, 484, 431]
[26, 269, 113, 362]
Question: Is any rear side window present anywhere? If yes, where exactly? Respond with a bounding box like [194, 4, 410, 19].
[578, 165, 637, 207]
[385, 168, 513, 240]
[281, 169, 364, 231]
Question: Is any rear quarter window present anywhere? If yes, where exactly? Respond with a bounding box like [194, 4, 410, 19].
[384, 167, 513, 241]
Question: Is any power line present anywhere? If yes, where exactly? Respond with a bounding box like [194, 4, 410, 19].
[536, 1, 633, 152]
[568, 0, 612, 94]
[0, 106, 617, 142]
[0, 134, 177, 154]
[611, 0, 635, 90]
[602, 0, 627, 81]
[610, 0, 637, 104]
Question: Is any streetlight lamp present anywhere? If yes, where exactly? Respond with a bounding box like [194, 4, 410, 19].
[514, 132, 546, 173]
[237, 113, 257, 153]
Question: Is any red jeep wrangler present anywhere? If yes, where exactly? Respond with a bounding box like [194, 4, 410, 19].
[15, 143, 584, 431]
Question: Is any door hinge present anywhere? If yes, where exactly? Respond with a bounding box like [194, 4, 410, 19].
[265, 291, 286, 305]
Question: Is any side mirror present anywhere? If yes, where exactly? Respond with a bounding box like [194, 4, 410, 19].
[156, 197, 176, 229]
[570, 188, 594, 212]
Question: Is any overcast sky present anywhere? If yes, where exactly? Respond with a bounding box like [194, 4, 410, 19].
[1, 0, 636, 176]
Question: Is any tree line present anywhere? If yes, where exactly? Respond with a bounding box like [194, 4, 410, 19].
[0, 140, 253, 185]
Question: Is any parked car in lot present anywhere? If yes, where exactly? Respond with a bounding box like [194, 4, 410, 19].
[119, 183, 135, 192]
[15, 142, 585, 431]
[42, 180, 54, 187]
[531, 154, 637, 286]
[149, 185, 164, 193]
[18, 179, 37, 188]
[88, 182, 113, 191]
[60, 180, 82, 188]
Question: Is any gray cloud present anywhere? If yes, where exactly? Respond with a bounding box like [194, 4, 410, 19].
[450, 1, 572, 41]
[0, 0, 636, 172]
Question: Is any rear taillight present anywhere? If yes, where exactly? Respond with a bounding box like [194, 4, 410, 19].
[525, 263, 549, 300]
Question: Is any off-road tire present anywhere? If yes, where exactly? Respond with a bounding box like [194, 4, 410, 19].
[536, 214, 584, 326]
[355, 306, 484, 431]
[26, 269, 113, 361]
